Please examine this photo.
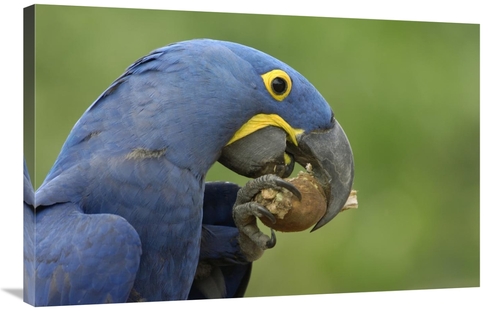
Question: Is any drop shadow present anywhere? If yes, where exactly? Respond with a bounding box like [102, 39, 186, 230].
[2, 288, 23, 300]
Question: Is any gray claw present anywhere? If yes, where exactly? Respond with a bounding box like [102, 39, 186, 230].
[257, 205, 276, 224]
[266, 229, 276, 248]
[236, 174, 303, 205]
[275, 179, 302, 201]
[232, 174, 306, 261]
[232, 202, 277, 261]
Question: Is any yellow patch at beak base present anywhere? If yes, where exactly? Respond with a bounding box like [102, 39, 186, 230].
[226, 114, 304, 146]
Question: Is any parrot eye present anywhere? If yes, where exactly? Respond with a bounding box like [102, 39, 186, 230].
[271, 77, 287, 95]
[261, 69, 292, 101]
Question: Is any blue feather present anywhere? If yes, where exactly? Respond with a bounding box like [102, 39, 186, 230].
[25, 39, 335, 305]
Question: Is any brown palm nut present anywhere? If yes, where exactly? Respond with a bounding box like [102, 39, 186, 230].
[254, 171, 327, 232]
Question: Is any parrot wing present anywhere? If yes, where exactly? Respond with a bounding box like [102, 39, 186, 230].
[24, 161, 142, 306]
[188, 182, 252, 299]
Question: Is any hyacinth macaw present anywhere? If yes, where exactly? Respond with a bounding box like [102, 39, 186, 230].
[23, 39, 354, 306]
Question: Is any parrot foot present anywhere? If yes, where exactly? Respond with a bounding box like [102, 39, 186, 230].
[236, 174, 302, 204]
[233, 174, 301, 261]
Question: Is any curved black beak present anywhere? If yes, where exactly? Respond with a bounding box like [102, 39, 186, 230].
[288, 119, 354, 231]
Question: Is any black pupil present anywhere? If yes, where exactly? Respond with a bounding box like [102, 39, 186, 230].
[271, 77, 287, 95]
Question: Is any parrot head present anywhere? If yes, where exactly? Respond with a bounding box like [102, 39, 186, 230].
[60, 39, 353, 231]
[198, 39, 355, 231]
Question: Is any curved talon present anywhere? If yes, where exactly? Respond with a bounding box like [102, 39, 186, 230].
[266, 229, 276, 248]
[256, 205, 276, 224]
[236, 174, 303, 206]
[275, 179, 302, 201]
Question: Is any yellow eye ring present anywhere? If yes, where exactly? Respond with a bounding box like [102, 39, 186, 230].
[261, 69, 292, 101]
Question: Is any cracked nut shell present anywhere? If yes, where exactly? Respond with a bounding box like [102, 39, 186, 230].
[254, 171, 327, 232]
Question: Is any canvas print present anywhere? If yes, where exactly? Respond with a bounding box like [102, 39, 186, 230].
[23, 5, 479, 306]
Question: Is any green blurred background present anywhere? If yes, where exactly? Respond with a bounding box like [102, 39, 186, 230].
[26, 5, 479, 297]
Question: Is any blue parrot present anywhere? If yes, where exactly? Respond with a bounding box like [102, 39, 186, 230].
[24, 39, 354, 305]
